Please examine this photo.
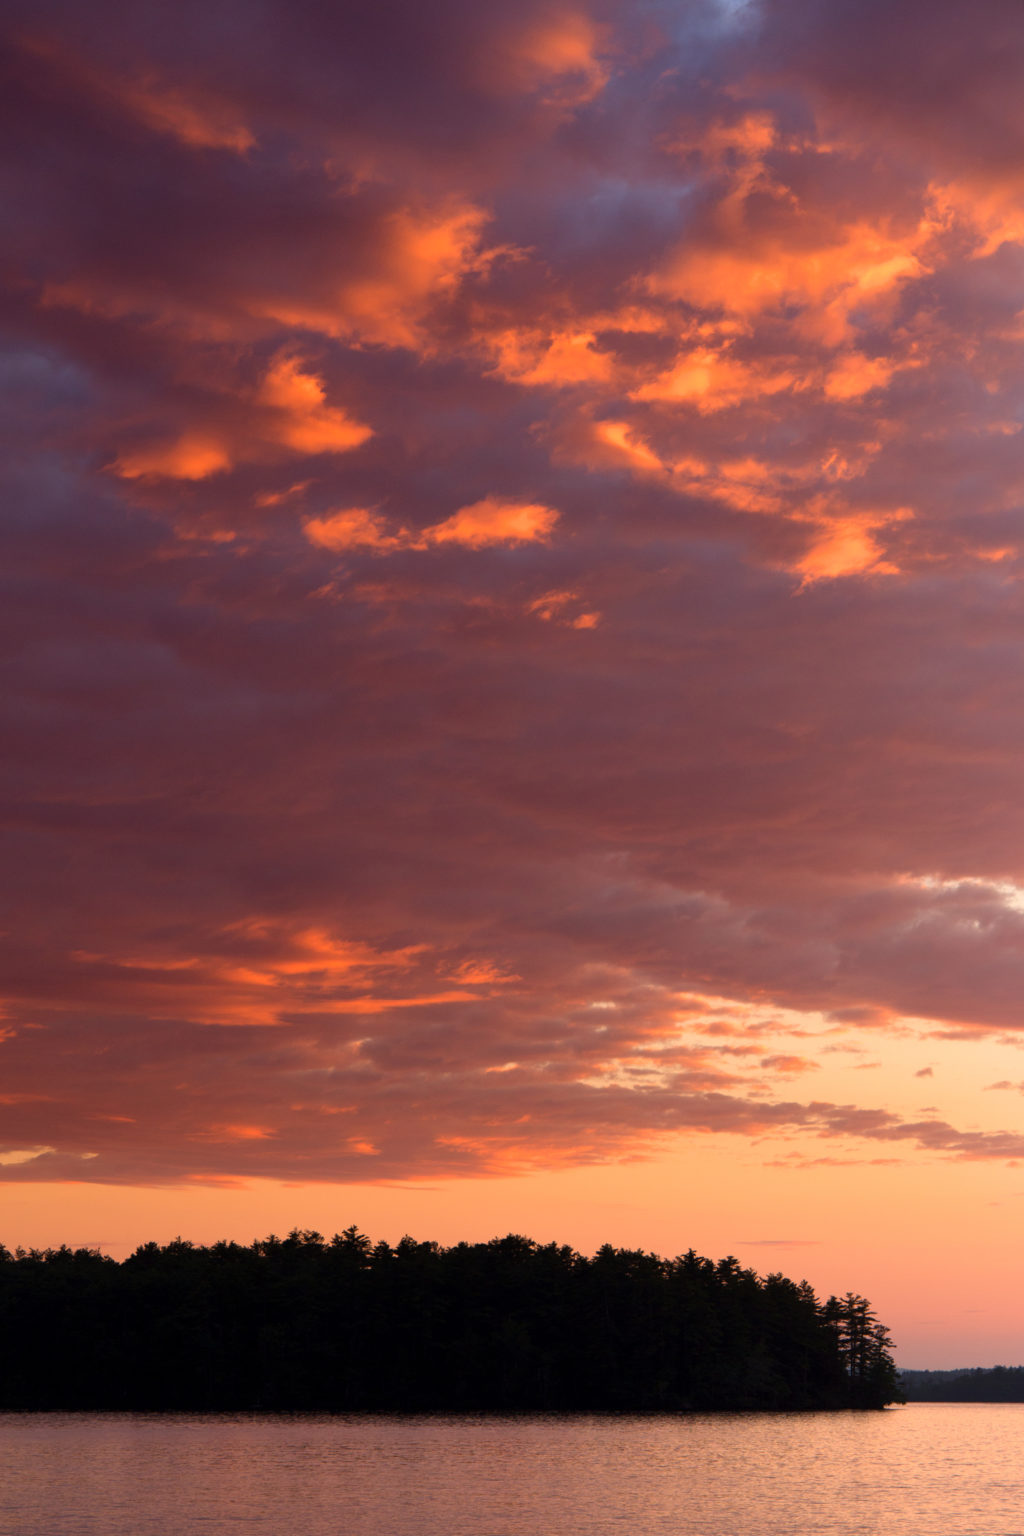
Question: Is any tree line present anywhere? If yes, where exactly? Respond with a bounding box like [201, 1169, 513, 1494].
[0, 1228, 901, 1411]
[900, 1366, 1024, 1402]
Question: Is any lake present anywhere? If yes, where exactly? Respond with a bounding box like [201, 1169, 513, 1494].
[1, 1404, 1021, 1535]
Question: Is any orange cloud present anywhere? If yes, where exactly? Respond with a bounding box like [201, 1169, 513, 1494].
[0, 1147, 57, 1167]
[310, 990, 482, 1013]
[797, 524, 895, 581]
[114, 355, 371, 481]
[592, 420, 664, 473]
[49, 924, 444, 1029]
[662, 110, 783, 176]
[302, 497, 560, 555]
[422, 496, 559, 548]
[19, 36, 254, 153]
[526, 589, 601, 628]
[823, 351, 899, 401]
[696, 111, 778, 164]
[117, 79, 255, 152]
[503, 11, 609, 103]
[928, 177, 1024, 258]
[583, 423, 789, 515]
[573, 416, 913, 581]
[257, 355, 371, 454]
[670, 114, 909, 382]
[114, 434, 233, 482]
[40, 192, 491, 360]
[198, 1124, 276, 1142]
[632, 346, 802, 412]
[489, 328, 614, 387]
[217, 925, 426, 987]
[257, 203, 492, 349]
[796, 504, 914, 582]
[650, 215, 932, 345]
[303, 508, 403, 553]
[446, 959, 521, 985]
[759, 1054, 821, 1076]
[254, 481, 313, 509]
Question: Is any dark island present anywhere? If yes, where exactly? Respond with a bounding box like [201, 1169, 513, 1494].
[900, 1366, 1024, 1401]
[0, 1229, 900, 1411]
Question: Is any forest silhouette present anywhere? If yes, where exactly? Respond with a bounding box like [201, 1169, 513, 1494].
[900, 1367, 1024, 1402]
[0, 1229, 900, 1411]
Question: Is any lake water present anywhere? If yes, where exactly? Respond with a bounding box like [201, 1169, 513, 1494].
[1, 1404, 1022, 1536]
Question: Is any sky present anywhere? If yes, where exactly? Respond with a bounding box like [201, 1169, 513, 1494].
[4, 0, 1024, 1367]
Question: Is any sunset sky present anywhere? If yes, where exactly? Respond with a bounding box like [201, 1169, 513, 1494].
[7, 0, 1024, 1367]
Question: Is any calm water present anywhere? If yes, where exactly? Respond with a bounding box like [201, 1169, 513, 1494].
[1, 1404, 1022, 1536]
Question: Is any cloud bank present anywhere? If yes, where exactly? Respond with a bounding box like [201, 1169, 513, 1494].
[4, 0, 1024, 1183]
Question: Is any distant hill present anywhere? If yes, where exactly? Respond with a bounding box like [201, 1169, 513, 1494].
[900, 1367, 1024, 1401]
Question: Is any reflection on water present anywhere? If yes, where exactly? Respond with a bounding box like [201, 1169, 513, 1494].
[2, 1404, 1023, 1536]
